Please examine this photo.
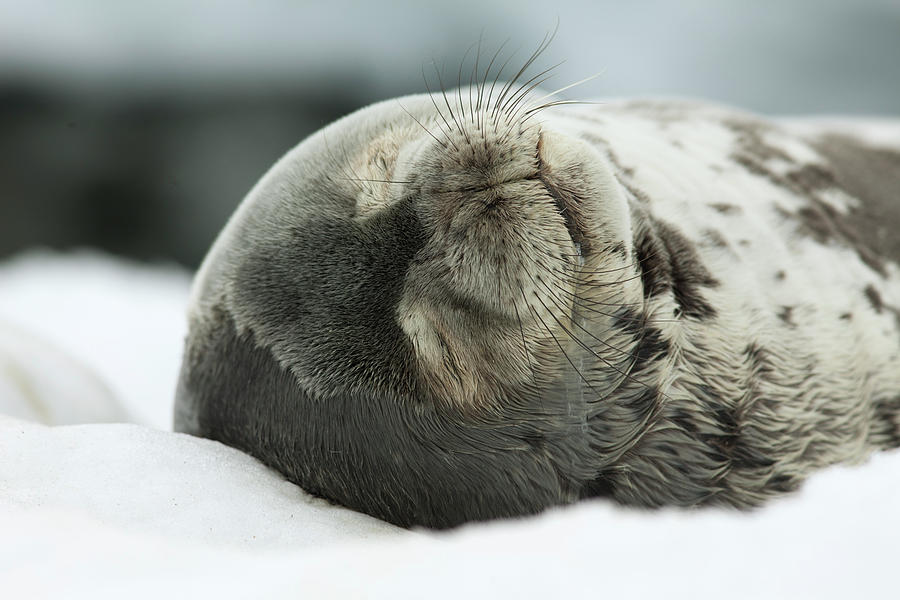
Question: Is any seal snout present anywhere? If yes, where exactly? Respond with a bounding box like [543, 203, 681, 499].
[408, 115, 542, 198]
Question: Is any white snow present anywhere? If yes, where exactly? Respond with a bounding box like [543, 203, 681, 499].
[0, 319, 128, 425]
[1, 249, 898, 598]
[0, 250, 191, 428]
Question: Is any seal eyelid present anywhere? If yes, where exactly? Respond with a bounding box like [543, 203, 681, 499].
[536, 167, 582, 247]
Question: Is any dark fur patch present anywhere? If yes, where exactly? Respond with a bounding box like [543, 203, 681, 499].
[862, 284, 900, 329]
[767, 474, 800, 493]
[633, 212, 720, 319]
[668, 409, 701, 438]
[709, 203, 742, 215]
[730, 443, 777, 470]
[727, 121, 898, 277]
[744, 342, 773, 376]
[728, 343, 781, 472]
[620, 384, 664, 414]
[611, 306, 644, 337]
[777, 305, 796, 327]
[709, 404, 739, 444]
[793, 203, 886, 276]
[864, 285, 884, 313]
[701, 228, 729, 249]
[871, 397, 900, 449]
[629, 327, 671, 374]
[725, 119, 793, 164]
[784, 163, 837, 194]
[579, 475, 615, 498]
[814, 135, 900, 269]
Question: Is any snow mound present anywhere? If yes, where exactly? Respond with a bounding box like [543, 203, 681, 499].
[0, 250, 191, 428]
[0, 320, 129, 424]
[0, 415, 400, 548]
[0, 410, 897, 599]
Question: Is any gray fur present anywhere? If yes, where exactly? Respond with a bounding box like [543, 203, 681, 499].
[174, 84, 900, 528]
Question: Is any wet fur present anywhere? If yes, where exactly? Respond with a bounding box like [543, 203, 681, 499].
[174, 59, 900, 528]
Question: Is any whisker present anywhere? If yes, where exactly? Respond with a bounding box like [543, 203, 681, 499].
[421, 64, 460, 151]
[319, 132, 363, 195]
[529, 70, 606, 106]
[523, 99, 602, 116]
[457, 42, 476, 123]
[487, 44, 521, 133]
[493, 24, 558, 122]
[469, 31, 483, 127]
[528, 270, 645, 362]
[529, 274, 676, 417]
[513, 295, 546, 411]
[397, 99, 448, 151]
[500, 61, 565, 123]
[341, 177, 414, 185]
[523, 288, 607, 401]
[433, 60, 465, 138]
[476, 38, 509, 127]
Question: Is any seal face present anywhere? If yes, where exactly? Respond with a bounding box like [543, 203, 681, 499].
[174, 81, 900, 528]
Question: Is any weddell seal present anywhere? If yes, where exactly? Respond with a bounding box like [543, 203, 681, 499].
[173, 50, 900, 528]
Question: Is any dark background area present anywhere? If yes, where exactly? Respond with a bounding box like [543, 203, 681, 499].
[2, 0, 898, 269]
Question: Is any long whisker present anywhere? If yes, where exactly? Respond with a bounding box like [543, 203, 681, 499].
[320, 132, 363, 194]
[457, 42, 476, 123]
[493, 23, 558, 122]
[529, 70, 606, 106]
[528, 270, 644, 362]
[397, 99, 448, 150]
[500, 61, 565, 124]
[433, 60, 464, 138]
[421, 63, 459, 151]
[469, 31, 483, 127]
[478, 38, 508, 127]
[524, 288, 606, 401]
[486, 44, 520, 128]
[341, 177, 413, 185]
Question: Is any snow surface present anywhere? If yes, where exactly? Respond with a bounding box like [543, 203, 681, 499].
[1, 250, 898, 599]
[0, 250, 191, 428]
[0, 319, 128, 425]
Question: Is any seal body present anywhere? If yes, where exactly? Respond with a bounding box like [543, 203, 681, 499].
[174, 85, 900, 528]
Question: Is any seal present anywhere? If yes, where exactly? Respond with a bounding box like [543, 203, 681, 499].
[173, 72, 900, 528]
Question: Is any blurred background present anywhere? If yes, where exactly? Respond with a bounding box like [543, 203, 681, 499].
[2, 0, 899, 270]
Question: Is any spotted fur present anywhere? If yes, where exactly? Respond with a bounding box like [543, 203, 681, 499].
[174, 84, 900, 528]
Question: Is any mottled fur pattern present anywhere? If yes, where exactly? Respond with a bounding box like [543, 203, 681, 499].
[174, 76, 900, 528]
